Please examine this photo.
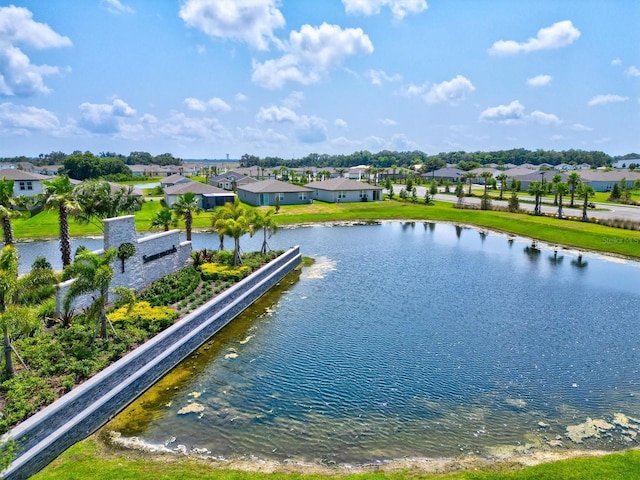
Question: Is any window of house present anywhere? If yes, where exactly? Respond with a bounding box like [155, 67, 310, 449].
[276, 193, 285, 201]
[299, 192, 307, 200]
[18, 181, 33, 191]
[338, 191, 346, 199]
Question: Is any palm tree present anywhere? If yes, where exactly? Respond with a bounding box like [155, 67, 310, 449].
[580, 184, 595, 221]
[213, 199, 254, 265]
[63, 248, 118, 341]
[41, 176, 81, 268]
[150, 207, 176, 232]
[252, 208, 279, 255]
[496, 173, 508, 200]
[481, 171, 493, 195]
[172, 192, 203, 241]
[550, 174, 562, 205]
[0, 179, 21, 246]
[554, 182, 569, 218]
[0, 246, 38, 376]
[210, 206, 229, 251]
[528, 181, 544, 215]
[463, 172, 476, 195]
[567, 172, 581, 207]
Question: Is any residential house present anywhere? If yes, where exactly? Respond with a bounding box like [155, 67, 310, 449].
[578, 170, 640, 192]
[160, 174, 191, 188]
[306, 178, 383, 202]
[236, 180, 312, 206]
[164, 180, 236, 209]
[210, 171, 258, 191]
[515, 171, 568, 191]
[423, 167, 465, 183]
[0, 169, 51, 197]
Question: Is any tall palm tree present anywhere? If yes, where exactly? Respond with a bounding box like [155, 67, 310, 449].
[528, 181, 544, 215]
[252, 208, 279, 255]
[481, 171, 493, 195]
[150, 207, 176, 232]
[63, 248, 117, 341]
[213, 199, 254, 265]
[210, 206, 229, 251]
[463, 172, 476, 195]
[567, 172, 581, 207]
[41, 176, 81, 268]
[496, 173, 508, 200]
[172, 192, 203, 241]
[551, 174, 562, 205]
[0, 246, 38, 376]
[0, 179, 20, 246]
[554, 182, 569, 218]
[580, 184, 595, 221]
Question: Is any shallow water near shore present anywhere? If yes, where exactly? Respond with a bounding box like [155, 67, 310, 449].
[31, 222, 640, 466]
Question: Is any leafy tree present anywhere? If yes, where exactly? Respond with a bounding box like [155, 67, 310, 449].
[608, 182, 621, 201]
[63, 248, 118, 341]
[567, 172, 581, 207]
[150, 207, 176, 232]
[410, 187, 418, 203]
[508, 189, 520, 212]
[580, 184, 595, 221]
[172, 192, 203, 241]
[252, 208, 279, 255]
[429, 181, 438, 196]
[63, 151, 131, 180]
[0, 179, 21, 246]
[41, 176, 81, 267]
[384, 178, 393, 199]
[72, 180, 142, 229]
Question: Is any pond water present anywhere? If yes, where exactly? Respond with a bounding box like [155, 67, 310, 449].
[14, 223, 640, 465]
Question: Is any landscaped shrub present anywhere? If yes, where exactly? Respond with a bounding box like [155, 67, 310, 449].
[109, 301, 178, 334]
[139, 266, 200, 306]
[200, 263, 251, 282]
[0, 373, 56, 434]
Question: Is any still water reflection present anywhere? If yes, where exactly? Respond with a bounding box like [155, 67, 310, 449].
[21, 223, 640, 464]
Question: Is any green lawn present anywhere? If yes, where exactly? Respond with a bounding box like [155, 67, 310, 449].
[32, 437, 640, 480]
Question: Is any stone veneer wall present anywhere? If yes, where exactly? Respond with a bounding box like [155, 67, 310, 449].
[55, 215, 192, 313]
[3, 246, 301, 480]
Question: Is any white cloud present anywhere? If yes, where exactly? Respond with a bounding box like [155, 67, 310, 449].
[367, 69, 402, 85]
[0, 6, 72, 97]
[101, 0, 134, 15]
[252, 23, 374, 88]
[625, 66, 640, 77]
[78, 98, 136, 134]
[158, 113, 232, 142]
[295, 115, 327, 143]
[529, 110, 561, 125]
[526, 74, 552, 87]
[611, 57, 622, 66]
[0, 102, 59, 132]
[397, 82, 427, 97]
[390, 133, 418, 150]
[479, 100, 525, 123]
[379, 118, 397, 126]
[184, 96, 231, 112]
[571, 123, 593, 131]
[256, 105, 299, 123]
[235, 92, 248, 102]
[588, 94, 629, 106]
[179, 0, 285, 51]
[334, 118, 348, 128]
[488, 20, 580, 55]
[239, 126, 288, 144]
[424, 75, 475, 104]
[282, 91, 304, 108]
[342, 0, 428, 21]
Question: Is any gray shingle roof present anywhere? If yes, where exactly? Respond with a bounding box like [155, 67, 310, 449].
[164, 180, 233, 195]
[306, 178, 383, 191]
[237, 179, 312, 193]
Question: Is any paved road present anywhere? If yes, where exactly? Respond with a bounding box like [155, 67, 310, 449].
[392, 185, 640, 221]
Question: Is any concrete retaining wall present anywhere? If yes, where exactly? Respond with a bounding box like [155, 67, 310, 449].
[2, 246, 301, 480]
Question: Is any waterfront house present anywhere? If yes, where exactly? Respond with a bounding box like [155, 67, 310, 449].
[164, 180, 236, 209]
[236, 179, 312, 206]
[306, 177, 383, 202]
[0, 168, 50, 197]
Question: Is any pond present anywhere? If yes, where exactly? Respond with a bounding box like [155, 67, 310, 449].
[18, 223, 640, 465]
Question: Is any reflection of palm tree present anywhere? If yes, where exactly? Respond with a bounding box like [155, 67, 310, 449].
[571, 253, 588, 268]
[549, 247, 564, 265]
[455, 225, 463, 238]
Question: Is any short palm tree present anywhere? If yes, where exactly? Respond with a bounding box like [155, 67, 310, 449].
[210, 206, 230, 251]
[252, 208, 279, 255]
[528, 181, 544, 215]
[579, 184, 595, 221]
[63, 248, 118, 341]
[554, 182, 569, 218]
[172, 192, 203, 241]
[150, 207, 176, 232]
[213, 199, 253, 265]
[41, 176, 81, 267]
[0, 179, 21, 246]
[567, 172, 581, 207]
[496, 173, 508, 200]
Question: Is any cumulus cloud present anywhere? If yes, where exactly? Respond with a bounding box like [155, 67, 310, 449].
[588, 94, 629, 106]
[256, 105, 298, 123]
[256, 103, 327, 143]
[529, 110, 561, 125]
[78, 98, 136, 134]
[611, 57, 622, 66]
[488, 20, 580, 55]
[252, 23, 374, 88]
[239, 126, 288, 144]
[0, 102, 59, 132]
[479, 100, 525, 123]
[378, 118, 397, 126]
[0, 5, 72, 97]
[184, 96, 232, 112]
[526, 74, 552, 87]
[158, 113, 232, 142]
[334, 118, 348, 128]
[625, 66, 640, 77]
[571, 123, 593, 131]
[367, 69, 402, 85]
[101, 0, 134, 14]
[179, 0, 285, 51]
[424, 75, 475, 104]
[342, 0, 427, 20]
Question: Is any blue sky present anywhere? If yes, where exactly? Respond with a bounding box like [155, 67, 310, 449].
[1, 0, 638, 159]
